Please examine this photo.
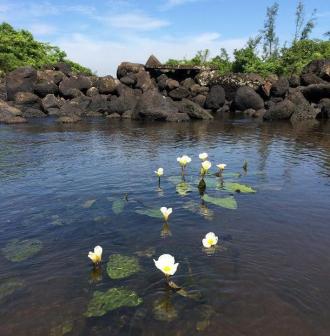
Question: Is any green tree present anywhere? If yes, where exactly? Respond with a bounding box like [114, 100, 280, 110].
[0, 22, 92, 74]
[300, 9, 317, 40]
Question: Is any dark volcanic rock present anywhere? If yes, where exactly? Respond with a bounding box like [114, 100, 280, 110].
[37, 70, 64, 85]
[135, 71, 153, 92]
[0, 99, 27, 124]
[157, 74, 168, 90]
[190, 84, 209, 96]
[6, 67, 37, 100]
[288, 75, 300, 88]
[181, 78, 196, 90]
[166, 113, 190, 122]
[21, 108, 46, 118]
[14, 92, 40, 106]
[145, 55, 162, 68]
[120, 75, 136, 86]
[302, 59, 330, 81]
[192, 94, 206, 107]
[301, 73, 327, 86]
[319, 98, 330, 118]
[108, 93, 138, 115]
[54, 62, 72, 75]
[166, 79, 180, 90]
[117, 62, 145, 79]
[86, 87, 99, 97]
[177, 98, 213, 120]
[263, 99, 296, 120]
[97, 76, 117, 94]
[301, 84, 330, 102]
[288, 89, 318, 122]
[59, 75, 92, 97]
[270, 77, 289, 97]
[41, 94, 61, 112]
[168, 87, 189, 100]
[71, 95, 92, 111]
[34, 80, 59, 97]
[133, 89, 179, 120]
[88, 95, 108, 113]
[234, 86, 264, 111]
[205, 85, 225, 110]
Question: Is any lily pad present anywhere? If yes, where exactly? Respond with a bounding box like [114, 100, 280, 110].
[82, 199, 96, 209]
[223, 182, 256, 193]
[112, 198, 126, 215]
[135, 208, 162, 219]
[85, 287, 142, 317]
[0, 278, 24, 301]
[202, 195, 238, 210]
[49, 320, 74, 336]
[107, 254, 141, 279]
[2, 239, 43, 262]
[176, 181, 192, 196]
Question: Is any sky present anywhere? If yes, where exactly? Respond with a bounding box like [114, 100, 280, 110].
[0, 0, 329, 75]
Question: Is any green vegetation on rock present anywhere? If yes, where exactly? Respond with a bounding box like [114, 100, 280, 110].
[2, 239, 43, 262]
[0, 22, 92, 75]
[106, 254, 141, 279]
[85, 287, 143, 317]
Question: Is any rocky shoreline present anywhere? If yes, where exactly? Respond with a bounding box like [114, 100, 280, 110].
[0, 55, 329, 125]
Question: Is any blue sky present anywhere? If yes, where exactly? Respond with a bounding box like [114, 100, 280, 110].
[0, 0, 329, 75]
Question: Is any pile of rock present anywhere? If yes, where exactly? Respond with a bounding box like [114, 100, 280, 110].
[0, 56, 329, 124]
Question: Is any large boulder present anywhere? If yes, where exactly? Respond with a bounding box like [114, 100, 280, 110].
[120, 75, 136, 86]
[263, 99, 296, 120]
[34, 80, 59, 97]
[319, 98, 330, 118]
[270, 77, 289, 97]
[177, 99, 213, 120]
[59, 101, 84, 118]
[0, 99, 27, 124]
[37, 70, 64, 85]
[301, 84, 330, 102]
[21, 108, 46, 118]
[301, 73, 327, 86]
[302, 59, 330, 81]
[14, 92, 40, 107]
[168, 87, 189, 100]
[133, 89, 179, 120]
[41, 94, 62, 112]
[157, 74, 168, 90]
[205, 85, 225, 110]
[192, 94, 207, 107]
[234, 86, 264, 111]
[135, 71, 153, 92]
[166, 79, 180, 90]
[54, 62, 72, 75]
[181, 78, 196, 90]
[108, 93, 138, 115]
[88, 95, 109, 113]
[6, 67, 37, 100]
[288, 89, 319, 121]
[97, 76, 117, 94]
[117, 62, 145, 79]
[59, 75, 92, 97]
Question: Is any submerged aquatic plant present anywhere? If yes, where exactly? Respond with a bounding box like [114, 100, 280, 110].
[160, 207, 172, 222]
[202, 232, 218, 248]
[88, 245, 103, 265]
[199, 152, 208, 161]
[154, 254, 179, 277]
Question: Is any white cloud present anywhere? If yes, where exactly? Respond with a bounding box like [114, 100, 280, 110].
[161, 0, 201, 10]
[29, 23, 57, 36]
[105, 12, 170, 30]
[56, 32, 246, 75]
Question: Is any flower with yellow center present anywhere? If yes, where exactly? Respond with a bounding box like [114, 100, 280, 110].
[216, 163, 226, 171]
[202, 232, 218, 248]
[177, 155, 192, 167]
[201, 160, 212, 175]
[199, 152, 208, 161]
[160, 207, 172, 221]
[155, 168, 164, 177]
[88, 245, 103, 264]
[154, 254, 179, 276]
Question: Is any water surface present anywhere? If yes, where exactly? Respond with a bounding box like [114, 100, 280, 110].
[0, 117, 330, 336]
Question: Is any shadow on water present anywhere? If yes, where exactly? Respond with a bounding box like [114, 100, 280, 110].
[0, 117, 329, 335]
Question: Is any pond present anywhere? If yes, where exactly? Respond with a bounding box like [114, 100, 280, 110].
[0, 117, 330, 336]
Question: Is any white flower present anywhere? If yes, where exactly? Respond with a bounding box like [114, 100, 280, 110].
[216, 163, 226, 170]
[177, 155, 192, 167]
[202, 232, 218, 248]
[199, 152, 208, 161]
[154, 254, 179, 276]
[88, 245, 103, 264]
[155, 168, 164, 177]
[201, 160, 212, 173]
[160, 207, 172, 221]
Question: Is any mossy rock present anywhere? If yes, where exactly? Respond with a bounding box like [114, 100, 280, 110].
[85, 287, 143, 317]
[2, 239, 43, 262]
[0, 278, 24, 301]
[107, 254, 141, 279]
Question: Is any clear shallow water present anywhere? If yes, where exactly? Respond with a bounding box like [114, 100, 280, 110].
[0, 117, 330, 336]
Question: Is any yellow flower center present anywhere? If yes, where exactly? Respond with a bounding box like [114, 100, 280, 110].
[163, 265, 172, 273]
[207, 239, 214, 246]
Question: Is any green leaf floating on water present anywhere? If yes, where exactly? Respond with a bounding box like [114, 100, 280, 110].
[85, 287, 143, 317]
[2, 239, 43, 262]
[223, 182, 256, 193]
[202, 195, 238, 209]
[107, 254, 141, 279]
[135, 208, 162, 219]
[0, 278, 24, 301]
[112, 198, 126, 215]
[176, 181, 192, 196]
